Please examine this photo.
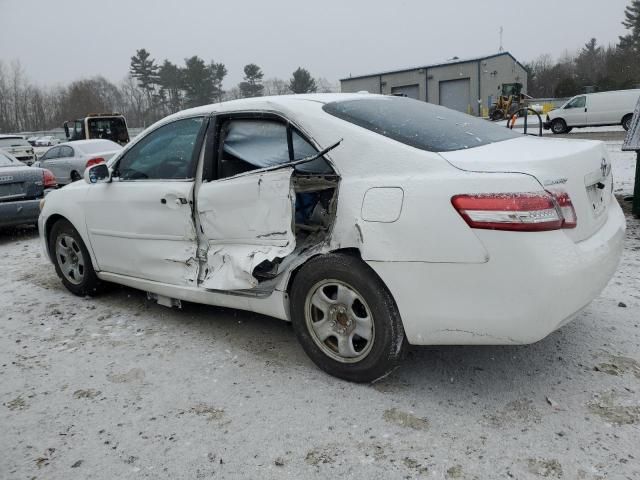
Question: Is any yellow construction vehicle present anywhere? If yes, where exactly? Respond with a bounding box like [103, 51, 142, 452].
[489, 83, 525, 121]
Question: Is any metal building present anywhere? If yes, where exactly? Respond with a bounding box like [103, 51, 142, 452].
[340, 52, 528, 117]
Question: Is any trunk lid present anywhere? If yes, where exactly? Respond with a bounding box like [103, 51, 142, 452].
[0, 166, 44, 202]
[439, 136, 613, 242]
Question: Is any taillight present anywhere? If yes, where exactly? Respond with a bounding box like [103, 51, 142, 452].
[451, 191, 577, 232]
[42, 169, 57, 188]
[86, 157, 105, 169]
[550, 191, 576, 229]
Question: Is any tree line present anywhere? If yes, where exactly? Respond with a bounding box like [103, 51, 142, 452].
[0, 52, 336, 132]
[526, 0, 640, 97]
[1, 0, 638, 131]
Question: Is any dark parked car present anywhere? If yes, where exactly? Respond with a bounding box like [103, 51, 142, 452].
[0, 150, 57, 228]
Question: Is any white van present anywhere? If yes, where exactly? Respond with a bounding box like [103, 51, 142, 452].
[544, 89, 640, 134]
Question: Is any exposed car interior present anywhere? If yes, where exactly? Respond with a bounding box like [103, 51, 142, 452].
[213, 116, 340, 285]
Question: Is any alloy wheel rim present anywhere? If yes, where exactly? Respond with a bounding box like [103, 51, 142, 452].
[304, 279, 375, 364]
[55, 234, 85, 285]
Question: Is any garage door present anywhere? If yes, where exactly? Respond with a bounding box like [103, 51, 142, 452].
[391, 84, 419, 99]
[439, 78, 471, 113]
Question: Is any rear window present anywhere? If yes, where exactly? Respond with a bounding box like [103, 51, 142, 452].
[0, 138, 29, 148]
[322, 96, 519, 152]
[0, 151, 19, 167]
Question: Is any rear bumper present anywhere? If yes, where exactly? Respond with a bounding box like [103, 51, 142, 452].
[368, 199, 626, 345]
[0, 199, 41, 227]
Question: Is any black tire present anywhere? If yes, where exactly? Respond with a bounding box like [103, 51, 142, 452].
[489, 109, 505, 121]
[70, 171, 82, 182]
[49, 219, 103, 296]
[622, 114, 632, 131]
[290, 253, 406, 383]
[551, 119, 568, 134]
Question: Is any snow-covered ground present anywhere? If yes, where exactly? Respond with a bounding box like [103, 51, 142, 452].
[609, 141, 638, 196]
[496, 116, 627, 135]
[1, 134, 639, 479]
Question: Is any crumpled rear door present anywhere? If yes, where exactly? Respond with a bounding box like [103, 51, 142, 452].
[196, 168, 295, 290]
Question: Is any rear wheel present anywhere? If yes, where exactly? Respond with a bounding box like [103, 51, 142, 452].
[551, 119, 568, 134]
[49, 219, 103, 296]
[623, 114, 633, 131]
[290, 254, 406, 383]
[70, 171, 82, 182]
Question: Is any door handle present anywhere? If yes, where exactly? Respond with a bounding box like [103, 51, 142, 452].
[160, 196, 188, 205]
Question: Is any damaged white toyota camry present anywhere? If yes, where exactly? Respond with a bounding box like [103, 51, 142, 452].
[39, 94, 625, 382]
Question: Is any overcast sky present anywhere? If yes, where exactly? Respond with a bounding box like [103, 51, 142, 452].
[0, 0, 631, 88]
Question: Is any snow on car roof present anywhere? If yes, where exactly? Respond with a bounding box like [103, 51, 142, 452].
[62, 139, 121, 151]
[163, 93, 374, 121]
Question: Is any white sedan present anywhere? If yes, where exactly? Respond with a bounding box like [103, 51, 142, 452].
[35, 135, 61, 146]
[38, 94, 625, 382]
[35, 139, 122, 185]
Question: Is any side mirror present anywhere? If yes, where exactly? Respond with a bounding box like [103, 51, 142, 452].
[84, 163, 111, 184]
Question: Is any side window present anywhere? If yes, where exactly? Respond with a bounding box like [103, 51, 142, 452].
[217, 119, 333, 179]
[74, 121, 84, 140]
[565, 96, 586, 109]
[59, 146, 74, 158]
[41, 147, 59, 161]
[115, 117, 204, 180]
[218, 120, 289, 178]
[291, 129, 333, 174]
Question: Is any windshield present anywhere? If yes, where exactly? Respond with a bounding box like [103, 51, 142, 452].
[0, 138, 30, 148]
[0, 151, 19, 167]
[323, 96, 520, 152]
[87, 117, 129, 144]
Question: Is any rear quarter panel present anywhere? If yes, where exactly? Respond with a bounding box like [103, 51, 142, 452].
[289, 109, 542, 263]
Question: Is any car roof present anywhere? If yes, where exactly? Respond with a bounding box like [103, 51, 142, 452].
[163, 93, 374, 121]
[60, 139, 120, 148]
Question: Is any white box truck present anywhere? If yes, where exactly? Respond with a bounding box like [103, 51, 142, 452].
[544, 89, 640, 134]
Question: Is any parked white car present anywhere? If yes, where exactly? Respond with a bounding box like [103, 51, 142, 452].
[0, 135, 37, 165]
[544, 89, 640, 134]
[39, 94, 625, 382]
[35, 140, 122, 185]
[35, 135, 61, 146]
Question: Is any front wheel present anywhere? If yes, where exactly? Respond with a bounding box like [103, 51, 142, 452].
[49, 219, 103, 296]
[623, 115, 633, 131]
[551, 119, 568, 134]
[290, 254, 406, 382]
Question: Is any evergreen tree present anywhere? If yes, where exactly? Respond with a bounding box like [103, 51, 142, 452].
[158, 60, 184, 113]
[620, 0, 640, 52]
[129, 49, 160, 122]
[289, 67, 317, 94]
[129, 49, 159, 92]
[182, 56, 214, 108]
[239, 64, 264, 98]
[575, 38, 603, 87]
[209, 61, 227, 102]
